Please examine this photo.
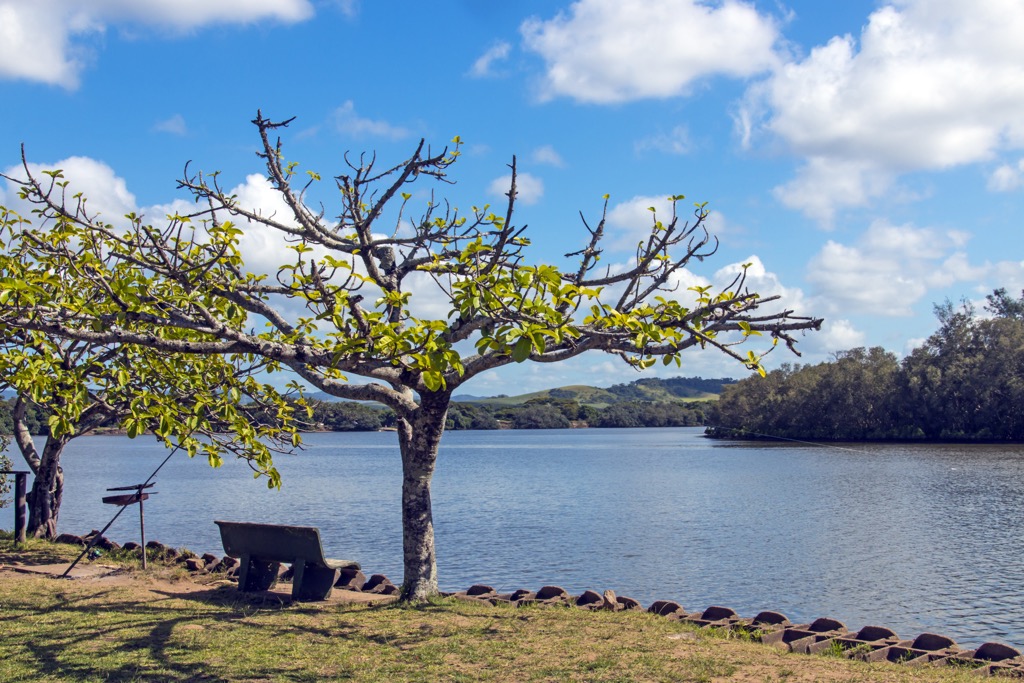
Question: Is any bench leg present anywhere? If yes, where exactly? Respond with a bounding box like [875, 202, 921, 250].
[291, 560, 339, 601]
[238, 553, 280, 592]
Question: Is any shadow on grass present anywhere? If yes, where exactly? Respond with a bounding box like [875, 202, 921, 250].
[4, 575, 522, 682]
[6, 581, 348, 681]
[152, 584, 521, 654]
[0, 536, 81, 565]
[12, 595, 232, 681]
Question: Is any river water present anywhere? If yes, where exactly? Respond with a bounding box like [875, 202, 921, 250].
[6, 427, 1024, 648]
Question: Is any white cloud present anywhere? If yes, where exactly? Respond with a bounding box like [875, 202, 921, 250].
[214, 174, 307, 275]
[154, 114, 188, 136]
[654, 253, 822, 367]
[332, 100, 410, 140]
[772, 158, 893, 228]
[0, 156, 464, 336]
[470, 41, 511, 78]
[743, 0, 1024, 223]
[806, 319, 865, 355]
[804, 220, 997, 317]
[988, 260, 1024, 294]
[0, 0, 313, 88]
[711, 254, 810, 315]
[3, 156, 137, 220]
[488, 172, 544, 206]
[403, 270, 459, 320]
[161, 174, 464, 323]
[333, 0, 359, 19]
[100, 0, 312, 27]
[988, 159, 1024, 192]
[137, 174, 315, 292]
[531, 145, 565, 168]
[521, 0, 780, 103]
[701, 210, 733, 239]
[606, 194, 708, 251]
[634, 125, 691, 155]
[627, 253, 813, 324]
[0, 158, 300, 288]
[0, 4, 88, 88]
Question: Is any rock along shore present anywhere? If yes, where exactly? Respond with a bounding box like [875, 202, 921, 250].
[49, 530, 1024, 677]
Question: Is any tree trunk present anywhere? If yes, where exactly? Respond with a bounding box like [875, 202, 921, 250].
[396, 391, 450, 601]
[26, 437, 68, 540]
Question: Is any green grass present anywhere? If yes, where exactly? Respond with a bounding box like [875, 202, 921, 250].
[0, 535, 993, 683]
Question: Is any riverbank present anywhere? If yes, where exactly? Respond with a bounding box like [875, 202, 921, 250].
[0, 536, 1012, 682]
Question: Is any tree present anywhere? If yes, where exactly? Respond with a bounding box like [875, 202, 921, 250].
[445, 403, 499, 430]
[0, 323, 305, 538]
[594, 400, 706, 428]
[901, 296, 1024, 439]
[0, 397, 51, 434]
[709, 290, 1024, 442]
[310, 400, 388, 431]
[0, 434, 10, 510]
[0, 113, 820, 600]
[708, 348, 903, 441]
[985, 287, 1024, 320]
[1, 332, 122, 538]
[511, 404, 571, 429]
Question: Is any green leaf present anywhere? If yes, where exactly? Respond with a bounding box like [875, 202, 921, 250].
[511, 337, 532, 363]
[422, 371, 443, 391]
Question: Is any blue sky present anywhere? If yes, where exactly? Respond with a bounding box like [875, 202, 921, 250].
[1, 0, 1022, 396]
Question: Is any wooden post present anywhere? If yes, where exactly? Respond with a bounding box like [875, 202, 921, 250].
[138, 485, 147, 570]
[14, 472, 27, 545]
[2, 471, 29, 545]
[100, 482, 155, 570]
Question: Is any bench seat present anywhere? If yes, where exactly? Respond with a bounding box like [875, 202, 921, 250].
[215, 520, 360, 601]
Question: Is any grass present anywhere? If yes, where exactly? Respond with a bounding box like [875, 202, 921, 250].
[0, 534, 995, 683]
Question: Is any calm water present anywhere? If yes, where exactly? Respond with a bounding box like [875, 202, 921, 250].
[5, 428, 1024, 648]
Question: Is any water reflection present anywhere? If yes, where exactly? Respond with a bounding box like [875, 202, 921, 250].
[7, 428, 1023, 647]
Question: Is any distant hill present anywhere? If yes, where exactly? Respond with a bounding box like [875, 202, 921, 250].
[6, 378, 734, 408]
[304, 392, 386, 406]
[453, 376, 736, 407]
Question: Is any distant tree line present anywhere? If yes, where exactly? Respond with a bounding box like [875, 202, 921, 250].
[303, 396, 711, 431]
[604, 376, 729, 400]
[1, 375, 726, 437]
[459, 397, 710, 429]
[0, 399, 55, 435]
[708, 289, 1024, 441]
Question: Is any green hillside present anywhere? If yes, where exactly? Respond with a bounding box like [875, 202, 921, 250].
[456, 376, 735, 408]
[303, 376, 736, 407]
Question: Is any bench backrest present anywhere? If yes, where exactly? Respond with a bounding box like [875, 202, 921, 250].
[214, 520, 328, 565]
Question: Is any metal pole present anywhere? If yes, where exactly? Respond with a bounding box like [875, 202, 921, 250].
[62, 503, 130, 578]
[138, 485, 147, 570]
[14, 473, 27, 545]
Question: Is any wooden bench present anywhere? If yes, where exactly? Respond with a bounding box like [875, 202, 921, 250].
[214, 520, 360, 601]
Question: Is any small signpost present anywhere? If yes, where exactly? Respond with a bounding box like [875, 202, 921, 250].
[63, 480, 158, 577]
[0, 470, 29, 544]
[103, 482, 157, 569]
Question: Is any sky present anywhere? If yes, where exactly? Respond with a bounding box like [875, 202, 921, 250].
[0, 0, 1022, 397]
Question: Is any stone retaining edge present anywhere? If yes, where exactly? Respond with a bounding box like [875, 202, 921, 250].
[57, 532, 1024, 677]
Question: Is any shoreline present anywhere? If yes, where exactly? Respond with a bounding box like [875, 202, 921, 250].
[5, 536, 1024, 677]
[65, 426, 1024, 444]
